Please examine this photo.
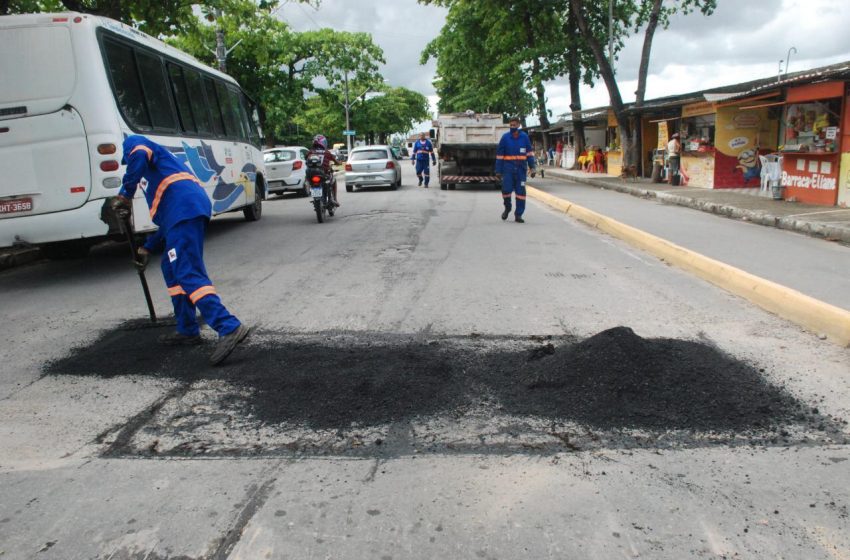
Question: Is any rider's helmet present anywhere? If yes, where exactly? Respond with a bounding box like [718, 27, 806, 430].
[313, 134, 328, 150]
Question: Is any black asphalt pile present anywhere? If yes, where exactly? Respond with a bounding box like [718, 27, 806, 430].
[493, 326, 802, 432]
[47, 322, 815, 435]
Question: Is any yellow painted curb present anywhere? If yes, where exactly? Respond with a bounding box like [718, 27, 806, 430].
[527, 185, 850, 347]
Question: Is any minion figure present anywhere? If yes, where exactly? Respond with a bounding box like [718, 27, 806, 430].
[736, 148, 760, 183]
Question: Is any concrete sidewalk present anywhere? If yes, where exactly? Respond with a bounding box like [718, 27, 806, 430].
[542, 166, 850, 244]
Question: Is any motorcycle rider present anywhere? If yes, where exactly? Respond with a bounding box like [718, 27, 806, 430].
[411, 131, 437, 187]
[495, 116, 537, 223]
[306, 134, 340, 207]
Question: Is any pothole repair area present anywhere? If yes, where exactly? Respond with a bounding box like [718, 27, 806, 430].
[45, 323, 848, 458]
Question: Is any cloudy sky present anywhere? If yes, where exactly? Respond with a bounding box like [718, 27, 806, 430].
[279, 0, 850, 130]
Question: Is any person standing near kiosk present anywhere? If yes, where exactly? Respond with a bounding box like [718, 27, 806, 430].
[667, 132, 682, 185]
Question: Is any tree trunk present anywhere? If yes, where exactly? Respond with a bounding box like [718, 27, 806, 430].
[566, 8, 585, 169]
[523, 8, 550, 153]
[257, 104, 275, 148]
[635, 0, 662, 108]
[569, 0, 637, 166]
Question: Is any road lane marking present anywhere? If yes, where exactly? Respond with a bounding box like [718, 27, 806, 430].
[527, 185, 850, 347]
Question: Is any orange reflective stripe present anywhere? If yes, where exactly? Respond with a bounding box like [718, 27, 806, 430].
[150, 172, 201, 219]
[502, 193, 512, 198]
[495, 155, 505, 160]
[130, 145, 153, 160]
[516, 195, 527, 200]
[167, 286, 186, 297]
[502, 155, 528, 160]
[189, 285, 216, 304]
[526, 152, 535, 157]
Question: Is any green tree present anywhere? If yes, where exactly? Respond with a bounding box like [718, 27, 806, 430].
[420, 0, 534, 118]
[171, 3, 384, 146]
[569, 0, 717, 166]
[295, 86, 431, 146]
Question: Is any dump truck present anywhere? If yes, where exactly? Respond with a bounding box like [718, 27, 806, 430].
[433, 113, 510, 190]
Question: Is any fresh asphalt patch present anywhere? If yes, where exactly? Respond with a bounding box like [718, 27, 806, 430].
[45, 322, 848, 458]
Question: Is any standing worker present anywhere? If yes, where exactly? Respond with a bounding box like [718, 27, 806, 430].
[495, 116, 537, 223]
[411, 131, 437, 187]
[110, 135, 250, 366]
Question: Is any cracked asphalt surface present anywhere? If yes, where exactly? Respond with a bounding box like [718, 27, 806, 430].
[1, 165, 849, 559]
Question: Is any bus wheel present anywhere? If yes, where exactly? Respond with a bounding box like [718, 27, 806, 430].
[244, 180, 264, 222]
[41, 239, 91, 260]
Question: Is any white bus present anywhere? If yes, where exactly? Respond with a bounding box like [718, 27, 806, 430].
[0, 13, 267, 258]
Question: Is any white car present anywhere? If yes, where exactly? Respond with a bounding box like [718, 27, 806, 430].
[344, 145, 402, 192]
[263, 146, 309, 196]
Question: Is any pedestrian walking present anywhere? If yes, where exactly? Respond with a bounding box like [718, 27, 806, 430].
[555, 139, 563, 167]
[411, 132, 437, 187]
[110, 135, 249, 366]
[495, 116, 537, 223]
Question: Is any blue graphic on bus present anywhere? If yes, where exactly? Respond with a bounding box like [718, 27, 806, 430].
[180, 141, 217, 183]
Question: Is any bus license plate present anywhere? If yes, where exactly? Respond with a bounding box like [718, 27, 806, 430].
[0, 197, 33, 214]
[311, 187, 323, 198]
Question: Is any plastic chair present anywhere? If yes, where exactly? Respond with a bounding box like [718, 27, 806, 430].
[759, 154, 782, 192]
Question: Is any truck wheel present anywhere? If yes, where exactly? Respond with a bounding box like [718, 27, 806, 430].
[448, 184, 456, 190]
[346, 185, 354, 193]
[440, 183, 448, 190]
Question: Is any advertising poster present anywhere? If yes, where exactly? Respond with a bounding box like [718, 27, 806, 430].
[658, 121, 669, 150]
[680, 155, 715, 188]
[714, 106, 779, 188]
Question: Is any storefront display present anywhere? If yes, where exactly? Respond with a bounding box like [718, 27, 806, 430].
[779, 82, 844, 205]
[678, 102, 716, 188]
[606, 110, 622, 176]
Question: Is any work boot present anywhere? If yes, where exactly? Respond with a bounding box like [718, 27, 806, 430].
[209, 324, 250, 366]
[501, 208, 510, 220]
[158, 332, 202, 346]
[515, 215, 525, 223]
[418, 177, 423, 186]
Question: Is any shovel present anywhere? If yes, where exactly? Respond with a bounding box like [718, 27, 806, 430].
[119, 212, 157, 323]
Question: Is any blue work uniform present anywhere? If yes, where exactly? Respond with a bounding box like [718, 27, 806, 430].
[495, 129, 537, 217]
[411, 138, 436, 186]
[119, 135, 241, 338]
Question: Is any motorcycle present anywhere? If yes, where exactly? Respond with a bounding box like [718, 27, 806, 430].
[305, 154, 336, 223]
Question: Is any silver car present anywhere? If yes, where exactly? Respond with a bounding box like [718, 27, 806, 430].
[344, 145, 402, 192]
[263, 146, 309, 196]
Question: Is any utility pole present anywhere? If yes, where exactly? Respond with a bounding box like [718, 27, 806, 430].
[343, 71, 352, 153]
[211, 8, 242, 74]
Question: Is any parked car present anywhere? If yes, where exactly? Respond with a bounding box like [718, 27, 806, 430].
[344, 145, 402, 192]
[263, 146, 309, 196]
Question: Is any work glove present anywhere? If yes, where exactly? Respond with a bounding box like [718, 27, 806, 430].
[134, 247, 149, 272]
[411, 160, 416, 166]
[110, 195, 132, 220]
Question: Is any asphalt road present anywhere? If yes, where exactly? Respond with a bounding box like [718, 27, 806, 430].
[1, 163, 848, 559]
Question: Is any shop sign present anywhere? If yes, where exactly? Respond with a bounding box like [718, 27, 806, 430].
[657, 121, 669, 150]
[732, 113, 761, 128]
[781, 158, 837, 191]
[682, 101, 716, 118]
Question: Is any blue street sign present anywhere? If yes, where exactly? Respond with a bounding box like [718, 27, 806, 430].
[343, 130, 356, 136]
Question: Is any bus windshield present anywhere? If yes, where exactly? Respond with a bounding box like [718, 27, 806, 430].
[0, 25, 76, 115]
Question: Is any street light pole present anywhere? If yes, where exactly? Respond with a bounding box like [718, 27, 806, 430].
[344, 70, 352, 153]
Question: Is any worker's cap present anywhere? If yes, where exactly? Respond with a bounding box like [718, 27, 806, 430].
[508, 115, 521, 123]
[671, 132, 680, 138]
